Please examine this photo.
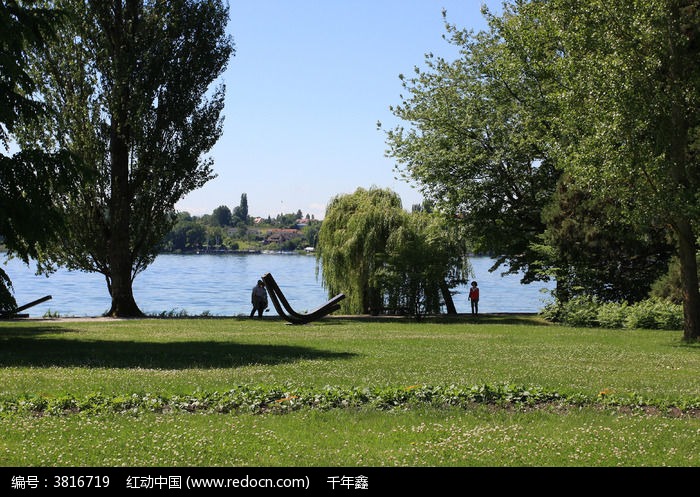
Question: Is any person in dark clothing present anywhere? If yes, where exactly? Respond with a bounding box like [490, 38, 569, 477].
[250, 279, 268, 318]
[468, 281, 479, 315]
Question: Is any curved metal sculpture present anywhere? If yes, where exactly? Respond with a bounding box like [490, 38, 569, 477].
[0, 295, 52, 319]
[262, 273, 345, 325]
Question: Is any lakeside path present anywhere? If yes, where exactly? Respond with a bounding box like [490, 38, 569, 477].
[2, 312, 546, 324]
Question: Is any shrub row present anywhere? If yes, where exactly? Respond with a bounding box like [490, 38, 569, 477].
[1, 383, 697, 417]
[541, 296, 683, 330]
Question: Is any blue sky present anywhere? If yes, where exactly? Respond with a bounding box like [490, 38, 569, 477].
[175, 1, 503, 220]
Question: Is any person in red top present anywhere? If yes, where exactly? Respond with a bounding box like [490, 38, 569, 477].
[468, 281, 479, 316]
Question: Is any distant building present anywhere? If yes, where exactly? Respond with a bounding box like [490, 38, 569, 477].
[264, 228, 301, 244]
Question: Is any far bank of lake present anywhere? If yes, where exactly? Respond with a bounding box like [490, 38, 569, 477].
[2, 253, 554, 318]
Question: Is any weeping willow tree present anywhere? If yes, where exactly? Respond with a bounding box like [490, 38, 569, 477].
[380, 210, 471, 316]
[316, 187, 471, 316]
[316, 187, 404, 314]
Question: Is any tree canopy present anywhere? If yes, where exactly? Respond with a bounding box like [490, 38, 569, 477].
[540, 174, 675, 303]
[381, 8, 560, 284]
[0, 1, 82, 311]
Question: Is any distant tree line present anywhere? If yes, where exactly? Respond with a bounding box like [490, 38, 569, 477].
[160, 193, 321, 253]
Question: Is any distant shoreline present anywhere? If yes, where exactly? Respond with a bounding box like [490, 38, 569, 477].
[160, 249, 313, 255]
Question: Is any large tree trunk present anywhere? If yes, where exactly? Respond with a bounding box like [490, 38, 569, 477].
[665, 4, 699, 341]
[106, 125, 143, 318]
[103, 1, 143, 318]
[674, 217, 700, 342]
[106, 265, 142, 317]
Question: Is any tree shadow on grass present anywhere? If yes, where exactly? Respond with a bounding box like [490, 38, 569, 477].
[0, 327, 356, 369]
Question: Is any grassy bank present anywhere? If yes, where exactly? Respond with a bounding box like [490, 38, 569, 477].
[1, 315, 699, 466]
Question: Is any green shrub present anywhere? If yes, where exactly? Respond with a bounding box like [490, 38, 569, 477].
[556, 295, 600, 327]
[539, 300, 562, 322]
[542, 296, 682, 330]
[653, 302, 683, 330]
[596, 301, 628, 329]
[624, 298, 682, 330]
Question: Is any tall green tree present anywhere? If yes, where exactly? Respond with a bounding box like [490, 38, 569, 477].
[381, 8, 560, 285]
[497, 0, 700, 341]
[232, 192, 248, 224]
[0, 0, 82, 311]
[14, 0, 234, 317]
[384, 2, 700, 340]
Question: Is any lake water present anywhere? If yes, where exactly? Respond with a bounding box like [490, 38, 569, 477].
[2, 253, 554, 318]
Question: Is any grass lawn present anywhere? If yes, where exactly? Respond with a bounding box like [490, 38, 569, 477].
[1, 314, 699, 468]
